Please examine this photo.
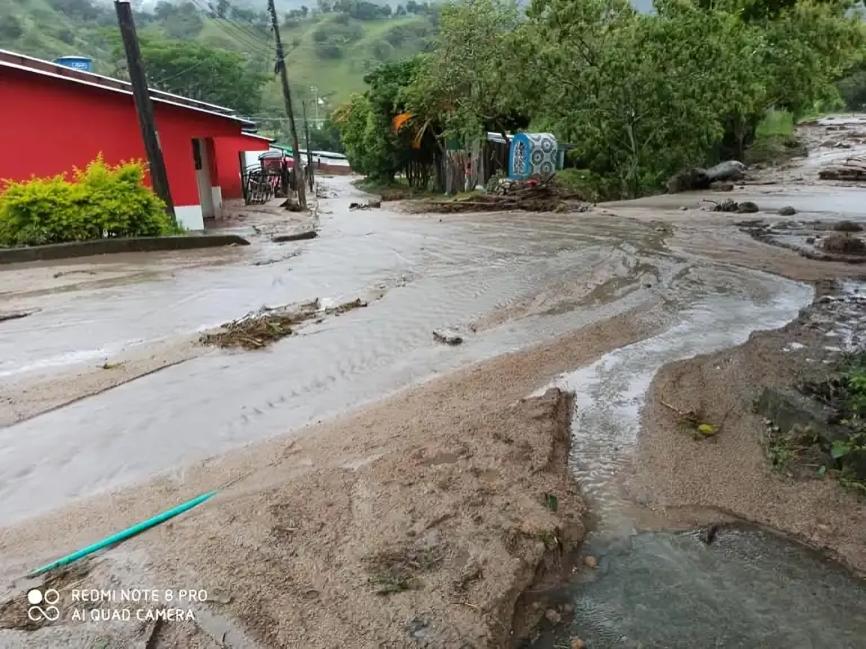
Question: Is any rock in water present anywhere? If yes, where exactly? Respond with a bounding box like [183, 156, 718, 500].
[666, 160, 745, 194]
[433, 329, 463, 345]
[737, 201, 759, 214]
[705, 160, 747, 182]
[666, 168, 709, 194]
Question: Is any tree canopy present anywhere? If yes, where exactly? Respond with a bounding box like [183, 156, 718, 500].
[333, 0, 865, 198]
[110, 37, 269, 116]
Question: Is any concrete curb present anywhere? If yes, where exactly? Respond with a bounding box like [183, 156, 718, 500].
[0, 235, 250, 266]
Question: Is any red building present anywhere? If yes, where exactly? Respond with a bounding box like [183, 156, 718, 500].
[0, 49, 272, 231]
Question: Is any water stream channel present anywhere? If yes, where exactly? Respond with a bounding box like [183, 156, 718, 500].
[525, 256, 866, 646]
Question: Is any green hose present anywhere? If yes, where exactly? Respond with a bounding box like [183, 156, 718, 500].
[27, 490, 218, 578]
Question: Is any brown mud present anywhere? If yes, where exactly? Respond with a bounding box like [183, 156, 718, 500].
[0, 296, 374, 427]
[634, 279, 866, 574]
[0, 307, 659, 649]
[738, 218, 866, 264]
[3, 117, 866, 648]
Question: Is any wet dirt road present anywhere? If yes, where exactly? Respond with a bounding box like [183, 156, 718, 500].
[3, 116, 866, 646]
[0, 175, 821, 526]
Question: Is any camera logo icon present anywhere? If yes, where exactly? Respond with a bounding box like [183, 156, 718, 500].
[26, 588, 61, 622]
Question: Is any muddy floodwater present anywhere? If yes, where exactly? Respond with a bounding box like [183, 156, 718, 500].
[529, 527, 866, 649]
[1, 157, 866, 647]
[0, 177, 707, 521]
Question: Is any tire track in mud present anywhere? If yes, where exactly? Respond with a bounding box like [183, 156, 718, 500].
[0, 207, 672, 524]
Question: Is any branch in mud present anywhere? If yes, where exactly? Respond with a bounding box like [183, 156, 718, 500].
[659, 398, 720, 439]
[198, 298, 368, 351]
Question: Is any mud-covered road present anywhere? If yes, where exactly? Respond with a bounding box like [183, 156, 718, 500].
[0, 175, 796, 525]
[1, 115, 866, 648]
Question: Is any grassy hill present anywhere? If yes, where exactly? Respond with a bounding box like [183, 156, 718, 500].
[0, 0, 437, 114]
[233, 13, 437, 110]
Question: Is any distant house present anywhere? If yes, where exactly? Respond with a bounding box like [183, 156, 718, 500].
[0, 49, 271, 231]
[243, 145, 352, 175]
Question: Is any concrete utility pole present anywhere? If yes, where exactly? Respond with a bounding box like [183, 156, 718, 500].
[302, 99, 314, 192]
[267, 0, 306, 209]
[114, 0, 176, 221]
[310, 86, 319, 126]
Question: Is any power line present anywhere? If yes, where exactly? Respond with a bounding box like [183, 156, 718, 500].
[151, 57, 210, 85]
[184, 0, 268, 53]
[187, 0, 275, 57]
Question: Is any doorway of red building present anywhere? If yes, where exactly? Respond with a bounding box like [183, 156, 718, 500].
[192, 137, 221, 222]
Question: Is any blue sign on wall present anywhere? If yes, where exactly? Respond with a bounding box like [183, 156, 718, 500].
[54, 56, 93, 73]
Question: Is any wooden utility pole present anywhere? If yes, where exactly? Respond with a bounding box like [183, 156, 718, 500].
[114, 0, 176, 221]
[267, 0, 306, 209]
[302, 100, 314, 192]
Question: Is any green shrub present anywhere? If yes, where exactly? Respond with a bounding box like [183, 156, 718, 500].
[0, 156, 181, 247]
[315, 41, 344, 59]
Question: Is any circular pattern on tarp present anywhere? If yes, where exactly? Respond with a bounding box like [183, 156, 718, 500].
[539, 161, 556, 175]
[509, 133, 559, 179]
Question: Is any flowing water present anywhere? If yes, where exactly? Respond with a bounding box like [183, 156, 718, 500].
[1, 177, 865, 645]
[523, 212, 866, 644]
[526, 271, 866, 646]
[528, 527, 866, 648]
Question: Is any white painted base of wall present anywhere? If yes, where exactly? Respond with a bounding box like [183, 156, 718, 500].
[210, 186, 223, 218]
[175, 205, 204, 232]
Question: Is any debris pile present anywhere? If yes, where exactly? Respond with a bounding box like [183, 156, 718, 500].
[199, 298, 367, 350]
[821, 232, 866, 255]
[433, 328, 463, 345]
[833, 220, 864, 233]
[736, 219, 866, 263]
[706, 199, 759, 214]
[349, 198, 382, 210]
[422, 176, 591, 213]
[818, 156, 866, 181]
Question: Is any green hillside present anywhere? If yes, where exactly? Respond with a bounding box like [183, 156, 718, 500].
[0, 0, 438, 115]
[251, 13, 437, 110]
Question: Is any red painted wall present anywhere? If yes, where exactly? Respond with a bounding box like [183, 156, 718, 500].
[0, 67, 245, 207]
[214, 135, 269, 200]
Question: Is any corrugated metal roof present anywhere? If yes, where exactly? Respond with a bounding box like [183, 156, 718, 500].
[0, 49, 255, 127]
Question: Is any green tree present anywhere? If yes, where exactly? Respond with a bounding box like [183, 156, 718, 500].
[408, 0, 532, 146]
[112, 38, 269, 115]
[526, 0, 862, 195]
[334, 58, 427, 183]
[333, 94, 373, 173]
[308, 115, 345, 152]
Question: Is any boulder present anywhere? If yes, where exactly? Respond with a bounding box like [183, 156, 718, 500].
[705, 160, 747, 183]
[666, 160, 746, 194]
[754, 387, 848, 444]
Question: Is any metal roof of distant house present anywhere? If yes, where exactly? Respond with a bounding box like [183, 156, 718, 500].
[0, 49, 256, 128]
[270, 143, 348, 160]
